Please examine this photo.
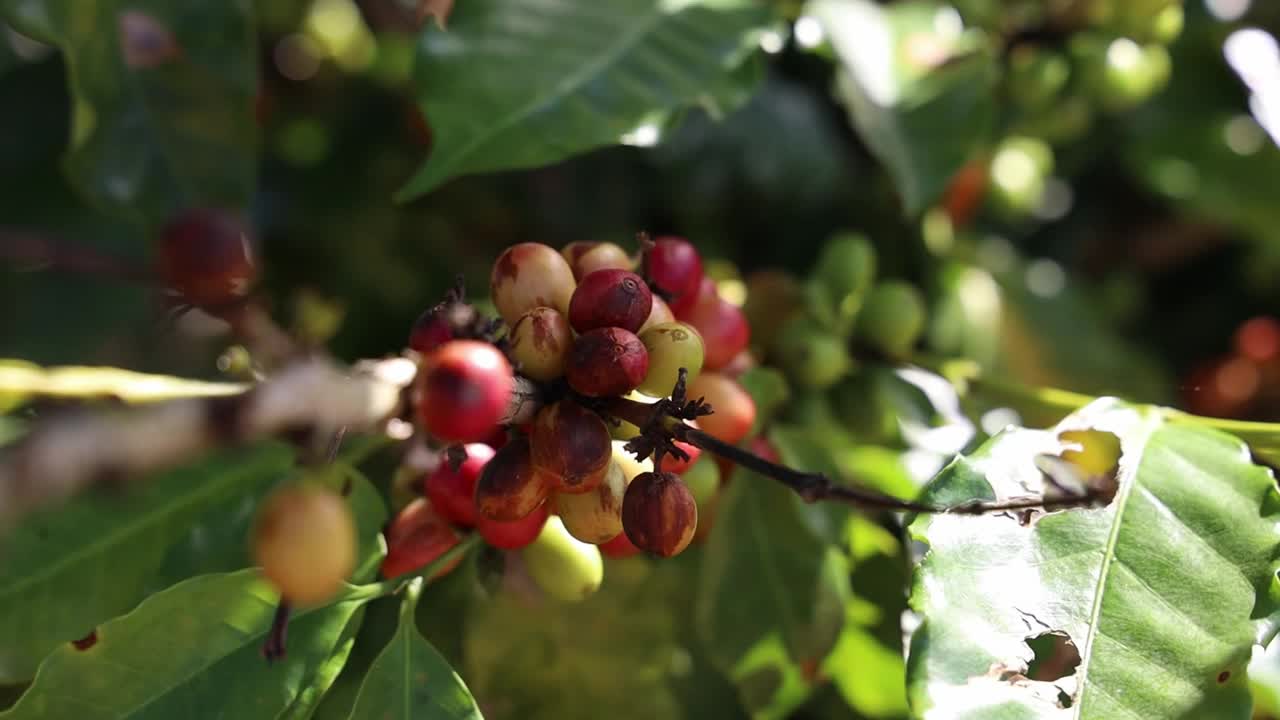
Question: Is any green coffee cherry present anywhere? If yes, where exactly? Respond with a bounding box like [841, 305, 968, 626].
[857, 281, 927, 358]
[681, 456, 720, 512]
[521, 515, 604, 603]
[810, 234, 876, 336]
[775, 316, 853, 389]
[638, 322, 704, 397]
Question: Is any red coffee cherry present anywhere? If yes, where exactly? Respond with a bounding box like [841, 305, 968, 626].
[679, 280, 749, 371]
[621, 471, 698, 558]
[490, 243, 576, 324]
[477, 502, 549, 550]
[643, 236, 703, 310]
[474, 435, 552, 521]
[424, 443, 495, 527]
[408, 306, 454, 354]
[566, 327, 649, 397]
[157, 207, 257, 309]
[415, 340, 514, 443]
[530, 399, 612, 493]
[380, 498, 463, 580]
[599, 530, 642, 558]
[687, 372, 756, 445]
[568, 269, 653, 334]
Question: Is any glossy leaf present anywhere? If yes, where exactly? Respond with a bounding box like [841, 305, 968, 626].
[811, 0, 997, 215]
[49, 0, 257, 223]
[278, 607, 368, 720]
[695, 471, 849, 715]
[0, 571, 377, 720]
[0, 359, 246, 412]
[347, 578, 481, 720]
[907, 399, 1280, 718]
[398, 0, 769, 199]
[0, 443, 294, 683]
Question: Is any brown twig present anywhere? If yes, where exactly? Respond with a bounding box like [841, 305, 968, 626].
[0, 229, 154, 284]
[604, 370, 1107, 517]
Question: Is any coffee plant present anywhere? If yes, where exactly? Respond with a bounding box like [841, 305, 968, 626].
[4, 1, 1280, 718]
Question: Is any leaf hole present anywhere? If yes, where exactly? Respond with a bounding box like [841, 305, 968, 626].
[1218, 670, 1231, 683]
[71, 629, 98, 651]
[1025, 631, 1080, 682]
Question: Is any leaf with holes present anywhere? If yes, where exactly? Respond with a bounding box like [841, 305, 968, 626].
[346, 577, 481, 720]
[45, 0, 257, 223]
[906, 398, 1280, 719]
[809, 0, 997, 215]
[397, 0, 769, 199]
[0, 571, 378, 720]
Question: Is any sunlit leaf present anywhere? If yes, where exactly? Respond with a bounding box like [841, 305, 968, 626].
[907, 399, 1280, 718]
[398, 0, 769, 198]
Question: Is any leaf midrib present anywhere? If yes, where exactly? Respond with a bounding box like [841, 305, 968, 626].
[419, 2, 669, 184]
[1073, 415, 1159, 719]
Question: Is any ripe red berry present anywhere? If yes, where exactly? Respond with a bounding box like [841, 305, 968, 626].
[566, 327, 649, 397]
[408, 306, 454, 354]
[688, 372, 756, 445]
[561, 241, 633, 280]
[490, 243, 576, 324]
[530, 399, 612, 493]
[380, 498, 463, 580]
[415, 340, 514, 443]
[157, 208, 257, 309]
[568, 269, 653, 333]
[424, 443, 495, 527]
[622, 471, 698, 558]
[680, 282, 749, 371]
[474, 435, 552, 521]
[599, 530, 642, 558]
[644, 236, 703, 310]
[477, 502, 549, 550]
[659, 431, 701, 475]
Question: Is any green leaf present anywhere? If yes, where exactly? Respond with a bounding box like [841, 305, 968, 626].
[0, 443, 294, 683]
[0, 571, 378, 720]
[0, 360, 246, 412]
[1, 0, 58, 43]
[810, 0, 997, 214]
[50, 0, 257, 223]
[824, 516, 909, 719]
[348, 578, 481, 720]
[397, 0, 769, 199]
[907, 398, 1280, 718]
[696, 471, 849, 715]
[278, 607, 368, 720]
[737, 366, 789, 436]
[463, 555, 685, 720]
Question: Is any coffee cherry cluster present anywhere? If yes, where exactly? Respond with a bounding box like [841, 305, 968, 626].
[378, 237, 759, 600]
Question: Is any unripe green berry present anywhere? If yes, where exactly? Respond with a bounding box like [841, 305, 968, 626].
[555, 461, 626, 544]
[638, 322, 704, 397]
[857, 281, 927, 358]
[521, 515, 604, 602]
